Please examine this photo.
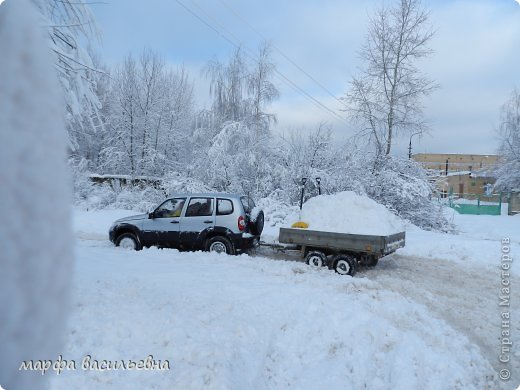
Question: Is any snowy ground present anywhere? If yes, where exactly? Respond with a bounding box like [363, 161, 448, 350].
[49, 208, 520, 389]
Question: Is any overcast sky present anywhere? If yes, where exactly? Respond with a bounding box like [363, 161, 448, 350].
[91, 0, 520, 156]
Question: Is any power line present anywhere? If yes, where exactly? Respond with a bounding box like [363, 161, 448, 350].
[174, 0, 348, 125]
[217, 0, 347, 109]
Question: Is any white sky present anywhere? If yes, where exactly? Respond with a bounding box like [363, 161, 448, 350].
[91, 0, 520, 156]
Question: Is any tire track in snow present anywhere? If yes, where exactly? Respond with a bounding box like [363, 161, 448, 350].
[359, 254, 519, 389]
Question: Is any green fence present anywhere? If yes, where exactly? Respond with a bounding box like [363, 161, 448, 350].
[447, 190, 502, 216]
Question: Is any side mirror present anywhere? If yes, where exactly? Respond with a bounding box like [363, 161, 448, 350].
[148, 212, 154, 219]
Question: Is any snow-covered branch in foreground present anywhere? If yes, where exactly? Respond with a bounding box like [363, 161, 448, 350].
[31, 0, 103, 152]
[0, 0, 72, 388]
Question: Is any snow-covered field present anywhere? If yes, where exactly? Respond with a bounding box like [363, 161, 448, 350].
[48, 207, 520, 389]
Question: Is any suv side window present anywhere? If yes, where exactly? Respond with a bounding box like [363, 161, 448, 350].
[155, 198, 186, 218]
[185, 198, 214, 217]
[217, 198, 233, 215]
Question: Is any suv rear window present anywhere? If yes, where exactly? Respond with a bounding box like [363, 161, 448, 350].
[240, 196, 255, 214]
[185, 198, 214, 217]
[217, 199, 233, 215]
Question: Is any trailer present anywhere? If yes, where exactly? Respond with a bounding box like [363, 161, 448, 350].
[275, 227, 406, 276]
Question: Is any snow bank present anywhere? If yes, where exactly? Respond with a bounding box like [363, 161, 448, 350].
[399, 210, 520, 272]
[73, 209, 137, 241]
[294, 191, 405, 235]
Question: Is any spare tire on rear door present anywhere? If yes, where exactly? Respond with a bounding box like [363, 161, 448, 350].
[249, 209, 264, 236]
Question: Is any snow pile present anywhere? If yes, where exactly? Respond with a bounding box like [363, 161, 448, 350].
[294, 191, 405, 235]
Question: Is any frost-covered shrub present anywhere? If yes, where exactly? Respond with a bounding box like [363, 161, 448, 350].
[111, 186, 165, 212]
[162, 172, 212, 196]
[204, 121, 275, 196]
[256, 190, 299, 228]
[365, 156, 449, 231]
[70, 158, 116, 210]
[71, 166, 213, 212]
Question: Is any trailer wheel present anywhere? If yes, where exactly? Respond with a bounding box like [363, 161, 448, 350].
[305, 251, 326, 267]
[334, 255, 357, 276]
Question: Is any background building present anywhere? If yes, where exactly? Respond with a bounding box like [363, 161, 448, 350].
[412, 153, 499, 197]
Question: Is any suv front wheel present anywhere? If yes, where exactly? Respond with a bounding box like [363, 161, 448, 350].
[115, 232, 141, 251]
[206, 236, 235, 255]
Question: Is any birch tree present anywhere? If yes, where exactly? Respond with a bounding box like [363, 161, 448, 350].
[343, 0, 437, 157]
[247, 43, 279, 134]
[205, 47, 248, 125]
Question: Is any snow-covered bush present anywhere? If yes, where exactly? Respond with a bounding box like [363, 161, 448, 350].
[71, 165, 213, 212]
[365, 156, 449, 231]
[111, 186, 165, 212]
[256, 190, 299, 228]
[162, 172, 212, 196]
[70, 158, 116, 210]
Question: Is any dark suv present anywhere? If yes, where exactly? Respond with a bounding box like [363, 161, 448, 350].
[109, 193, 264, 255]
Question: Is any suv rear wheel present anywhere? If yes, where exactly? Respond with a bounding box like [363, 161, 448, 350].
[206, 236, 235, 255]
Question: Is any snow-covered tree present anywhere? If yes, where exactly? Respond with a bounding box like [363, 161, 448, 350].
[247, 43, 279, 134]
[205, 47, 249, 125]
[101, 49, 195, 176]
[201, 44, 280, 196]
[495, 89, 520, 191]
[0, 0, 72, 388]
[343, 0, 437, 156]
[276, 124, 339, 202]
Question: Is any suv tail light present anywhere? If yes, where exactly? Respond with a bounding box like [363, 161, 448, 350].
[238, 215, 246, 232]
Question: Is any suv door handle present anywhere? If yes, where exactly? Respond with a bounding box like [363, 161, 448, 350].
[170, 220, 179, 224]
[203, 220, 213, 224]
